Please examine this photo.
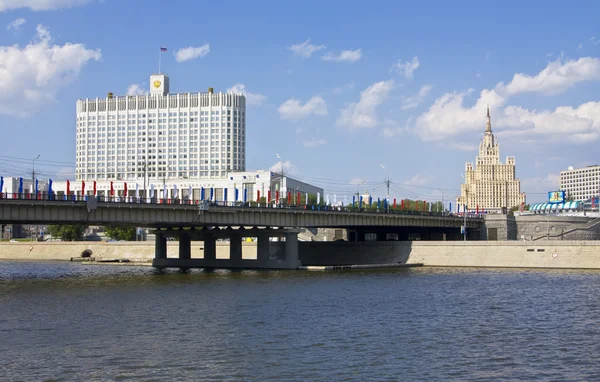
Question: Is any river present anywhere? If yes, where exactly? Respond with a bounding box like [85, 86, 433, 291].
[1, 261, 600, 380]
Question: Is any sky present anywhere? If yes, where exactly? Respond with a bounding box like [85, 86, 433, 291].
[0, 0, 599, 204]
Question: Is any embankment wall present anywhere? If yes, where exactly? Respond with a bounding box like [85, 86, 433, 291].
[1, 241, 599, 269]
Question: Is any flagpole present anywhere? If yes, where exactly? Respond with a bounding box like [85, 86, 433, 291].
[158, 45, 161, 74]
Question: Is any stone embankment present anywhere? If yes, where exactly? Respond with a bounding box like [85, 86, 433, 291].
[2, 240, 600, 269]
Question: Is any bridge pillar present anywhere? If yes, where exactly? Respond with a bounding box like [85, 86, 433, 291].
[179, 233, 191, 260]
[203, 233, 216, 261]
[229, 232, 243, 263]
[284, 231, 299, 268]
[257, 231, 270, 264]
[155, 232, 167, 259]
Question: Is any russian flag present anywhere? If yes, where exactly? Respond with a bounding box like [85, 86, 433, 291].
[160, 47, 167, 52]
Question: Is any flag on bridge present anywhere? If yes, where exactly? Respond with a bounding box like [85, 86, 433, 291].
[305, 192, 308, 206]
[65, 180, 70, 200]
[188, 186, 192, 202]
[449, 202, 452, 213]
[257, 189, 260, 203]
[200, 187, 205, 201]
[352, 195, 356, 207]
[223, 188, 228, 204]
[0, 176, 4, 197]
[124, 182, 128, 197]
[393, 198, 397, 209]
[150, 184, 155, 199]
[244, 188, 247, 203]
[81, 180, 85, 197]
[18, 177, 23, 195]
[276, 190, 280, 204]
[93, 181, 97, 196]
[48, 179, 53, 199]
[210, 187, 214, 201]
[317, 192, 320, 205]
[135, 183, 140, 199]
[110, 181, 114, 196]
[267, 190, 271, 203]
[173, 184, 178, 199]
[35, 179, 39, 199]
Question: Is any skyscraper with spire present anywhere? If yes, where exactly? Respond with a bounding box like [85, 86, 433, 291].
[457, 106, 526, 213]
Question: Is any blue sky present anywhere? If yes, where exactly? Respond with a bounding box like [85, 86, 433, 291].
[0, 0, 599, 204]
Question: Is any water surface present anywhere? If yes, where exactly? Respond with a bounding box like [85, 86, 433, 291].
[1, 261, 600, 381]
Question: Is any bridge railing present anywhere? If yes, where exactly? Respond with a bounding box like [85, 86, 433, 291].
[0, 192, 485, 219]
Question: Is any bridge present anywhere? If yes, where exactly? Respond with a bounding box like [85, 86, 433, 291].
[0, 198, 484, 269]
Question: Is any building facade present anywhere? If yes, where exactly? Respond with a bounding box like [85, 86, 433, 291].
[76, 73, 246, 182]
[457, 107, 526, 213]
[560, 165, 600, 202]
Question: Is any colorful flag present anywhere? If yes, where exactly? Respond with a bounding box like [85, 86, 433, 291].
[0, 176, 4, 196]
[393, 198, 397, 209]
[124, 182, 128, 197]
[110, 181, 114, 196]
[150, 184, 155, 198]
[244, 188, 247, 203]
[276, 190, 280, 204]
[66, 180, 70, 196]
[19, 177, 23, 194]
[257, 189, 261, 203]
[136, 183, 140, 199]
[93, 181, 97, 196]
[317, 192, 320, 204]
[188, 186, 192, 202]
[160, 47, 167, 52]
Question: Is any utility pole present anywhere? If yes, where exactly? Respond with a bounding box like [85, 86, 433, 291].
[276, 153, 285, 206]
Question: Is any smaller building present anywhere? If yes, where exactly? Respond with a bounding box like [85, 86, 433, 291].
[560, 165, 600, 202]
[1, 171, 323, 205]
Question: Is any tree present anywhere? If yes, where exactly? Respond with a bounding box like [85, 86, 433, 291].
[104, 225, 136, 241]
[47, 225, 87, 241]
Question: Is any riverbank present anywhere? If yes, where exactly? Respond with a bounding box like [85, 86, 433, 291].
[1, 240, 600, 269]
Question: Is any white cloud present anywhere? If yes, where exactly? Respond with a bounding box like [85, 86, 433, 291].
[126, 84, 147, 96]
[321, 49, 362, 63]
[7, 17, 26, 31]
[288, 39, 325, 58]
[401, 84, 432, 110]
[502, 57, 600, 96]
[0, 24, 101, 117]
[382, 118, 412, 137]
[415, 57, 600, 143]
[269, 160, 298, 175]
[302, 139, 327, 148]
[577, 43, 583, 51]
[174, 44, 210, 63]
[0, 0, 93, 12]
[332, 81, 355, 95]
[391, 56, 420, 79]
[403, 174, 429, 186]
[521, 173, 560, 199]
[226, 83, 267, 106]
[336, 80, 394, 129]
[278, 95, 327, 120]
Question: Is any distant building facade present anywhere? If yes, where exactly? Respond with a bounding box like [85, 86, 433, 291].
[457, 107, 526, 213]
[75, 73, 246, 182]
[560, 165, 600, 202]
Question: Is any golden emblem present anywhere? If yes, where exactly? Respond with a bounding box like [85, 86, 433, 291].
[153, 80, 161, 88]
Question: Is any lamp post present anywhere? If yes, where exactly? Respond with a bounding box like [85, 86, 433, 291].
[381, 164, 390, 212]
[357, 180, 365, 207]
[276, 153, 285, 205]
[32, 154, 40, 195]
[460, 174, 467, 241]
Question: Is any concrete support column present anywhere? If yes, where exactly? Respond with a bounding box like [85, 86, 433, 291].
[284, 231, 299, 268]
[179, 233, 191, 260]
[257, 231, 270, 264]
[229, 232, 242, 262]
[155, 232, 167, 259]
[203, 233, 216, 261]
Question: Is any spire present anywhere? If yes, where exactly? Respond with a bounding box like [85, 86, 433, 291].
[485, 104, 492, 133]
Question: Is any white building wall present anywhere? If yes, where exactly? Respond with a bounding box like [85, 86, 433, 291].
[75, 74, 246, 183]
[560, 165, 600, 201]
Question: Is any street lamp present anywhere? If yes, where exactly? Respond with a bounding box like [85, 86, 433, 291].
[381, 164, 390, 212]
[32, 154, 40, 196]
[460, 174, 467, 241]
[275, 153, 285, 205]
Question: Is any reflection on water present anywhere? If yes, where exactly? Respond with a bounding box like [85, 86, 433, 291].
[1, 261, 600, 380]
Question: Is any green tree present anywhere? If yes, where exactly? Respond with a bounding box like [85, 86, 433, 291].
[104, 225, 136, 241]
[47, 225, 87, 241]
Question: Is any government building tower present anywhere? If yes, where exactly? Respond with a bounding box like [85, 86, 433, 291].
[457, 107, 526, 213]
[75, 73, 246, 182]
